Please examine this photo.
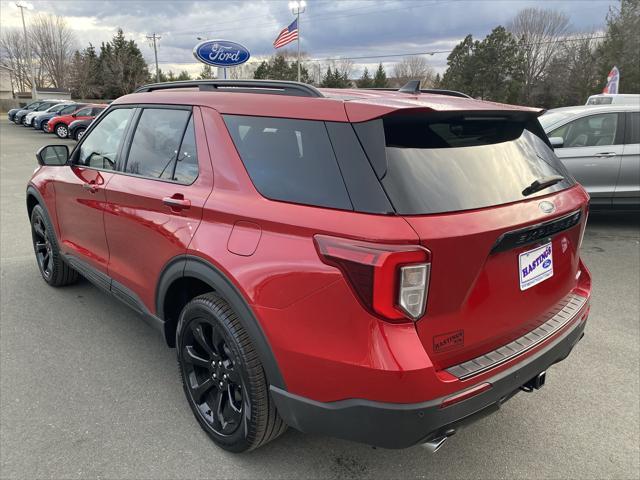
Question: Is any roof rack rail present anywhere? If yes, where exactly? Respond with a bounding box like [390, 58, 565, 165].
[365, 81, 471, 99]
[134, 79, 325, 98]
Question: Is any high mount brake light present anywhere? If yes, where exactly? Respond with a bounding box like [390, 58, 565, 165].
[314, 235, 431, 322]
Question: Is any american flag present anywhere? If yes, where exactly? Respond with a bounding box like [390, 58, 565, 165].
[273, 18, 298, 49]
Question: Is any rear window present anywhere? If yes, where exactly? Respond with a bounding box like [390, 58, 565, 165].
[223, 115, 352, 210]
[355, 113, 574, 215]
[587, 96, 613, 105]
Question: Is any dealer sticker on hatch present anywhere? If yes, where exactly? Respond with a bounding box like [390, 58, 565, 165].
[519, 242, 553, 291]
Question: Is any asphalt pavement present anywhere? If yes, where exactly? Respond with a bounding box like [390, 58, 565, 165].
[1, 118, 639, 479]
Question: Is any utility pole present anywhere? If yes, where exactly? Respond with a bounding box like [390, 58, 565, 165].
[289, 1, 306, 82]
[146, 33, 161, 83]
[16, 2, 36, 100]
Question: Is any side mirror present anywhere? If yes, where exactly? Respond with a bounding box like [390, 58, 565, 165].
[36, 145, 69, 166]
[549, 136, 564, 149]
[72, 113, 77, 117]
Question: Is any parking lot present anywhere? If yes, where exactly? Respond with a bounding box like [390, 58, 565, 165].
[0, 117, 638, 479]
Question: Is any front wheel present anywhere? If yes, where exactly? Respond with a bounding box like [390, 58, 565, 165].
[30, 204, 78, 286]
[55, 124, 68, 138]
[176, 293, 287, 452]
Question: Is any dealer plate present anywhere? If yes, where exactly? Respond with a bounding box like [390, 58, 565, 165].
[519, 242, 553, 291]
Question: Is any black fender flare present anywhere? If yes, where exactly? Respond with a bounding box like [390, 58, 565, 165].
[156, 254, 286, 390]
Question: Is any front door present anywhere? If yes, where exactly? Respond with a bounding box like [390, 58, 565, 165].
[551, 112, 624, 206]
[56, 107, 136, 273]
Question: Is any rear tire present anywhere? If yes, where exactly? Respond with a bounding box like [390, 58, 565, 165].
[75, 127, 86, 141]
[176, 293, 287, 452]
[55, 124, 68, 139]
[30, 204, 78, 287]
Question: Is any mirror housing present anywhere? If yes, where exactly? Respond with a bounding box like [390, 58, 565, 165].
[36, 145, 69, 166]
[549, 136, 564, 149]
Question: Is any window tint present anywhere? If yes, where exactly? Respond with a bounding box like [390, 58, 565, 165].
[75, 108, 92, 116]
[92, 107, 106, 116]
[78, 108, 133, 170]
[550, 113, 619, 147]
[625, 112, 639, 144]
[125, 108, 191, 180]
[354, 113, 574, 215]
[60, 105, 78, 115]
[36, 102, 55, 111]
[223, 115, 352, 210]
[172, 116, 199, 184]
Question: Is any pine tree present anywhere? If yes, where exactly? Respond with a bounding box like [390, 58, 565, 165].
[372, 63, 389, 87]
[198, 64, 214, 79]
[356, 67, 373, 88]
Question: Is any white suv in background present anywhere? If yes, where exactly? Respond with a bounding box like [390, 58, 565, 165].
[541, 104, 639, 209]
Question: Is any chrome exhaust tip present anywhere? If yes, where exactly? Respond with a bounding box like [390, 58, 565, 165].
[422, 435, 449, 453]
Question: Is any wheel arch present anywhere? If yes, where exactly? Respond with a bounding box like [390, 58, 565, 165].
[156, 255, 286, 390]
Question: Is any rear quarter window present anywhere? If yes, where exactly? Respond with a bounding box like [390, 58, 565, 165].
[223, 115, 352, 210]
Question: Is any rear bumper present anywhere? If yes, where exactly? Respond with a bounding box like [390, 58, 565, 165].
[271, 311, 587, 449]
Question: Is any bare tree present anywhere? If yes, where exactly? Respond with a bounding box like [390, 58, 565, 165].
[508, 8, 570, 101]
[29, 14, 77, 88]
[0, 29, 46, 92]
[392, 56, 436, 87]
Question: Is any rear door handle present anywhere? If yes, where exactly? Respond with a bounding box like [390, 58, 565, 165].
[163, 195, 191, 210]
[594, 152, 617, 158]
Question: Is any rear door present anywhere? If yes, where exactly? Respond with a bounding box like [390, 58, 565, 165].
[550, 112, 624, 206]
[104, 105, 213, 312]
[351, 111, 588, 369]
[615, 111, 640, 206]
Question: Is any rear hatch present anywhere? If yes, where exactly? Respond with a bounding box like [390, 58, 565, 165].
[351, 109, 588, 369]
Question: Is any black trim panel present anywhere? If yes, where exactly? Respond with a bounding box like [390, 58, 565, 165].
[491, 209, 582, 253]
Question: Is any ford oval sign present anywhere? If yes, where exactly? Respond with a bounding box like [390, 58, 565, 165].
[193, 40, 250, 67]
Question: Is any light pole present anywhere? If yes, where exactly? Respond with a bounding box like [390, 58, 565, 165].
[288, 0, 306, 82]
[15, 1, 36, 100]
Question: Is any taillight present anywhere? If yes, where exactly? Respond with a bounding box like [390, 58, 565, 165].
[314, 235, 431, 322]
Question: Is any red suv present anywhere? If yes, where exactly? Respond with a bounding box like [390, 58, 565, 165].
[45, 104, 106, 138]
[26, 80, 591, 453]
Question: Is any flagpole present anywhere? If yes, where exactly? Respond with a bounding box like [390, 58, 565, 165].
[289, 1, 306, 82]
[297, 9, 300, 82]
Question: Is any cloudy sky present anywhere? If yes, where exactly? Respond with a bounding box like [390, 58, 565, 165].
[0, 0, 616, 78]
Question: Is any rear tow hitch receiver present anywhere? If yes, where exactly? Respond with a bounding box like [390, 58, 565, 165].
[521, 371, 546, 392]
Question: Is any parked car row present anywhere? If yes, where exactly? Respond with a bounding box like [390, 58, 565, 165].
[7, 100, 106, 140]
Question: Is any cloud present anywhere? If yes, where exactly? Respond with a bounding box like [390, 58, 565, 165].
[0, 0, 615, 76]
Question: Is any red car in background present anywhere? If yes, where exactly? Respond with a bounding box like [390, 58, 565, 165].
[45, 104, 106, 139]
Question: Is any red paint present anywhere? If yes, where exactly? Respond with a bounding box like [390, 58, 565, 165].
[28, 88, 592, 407]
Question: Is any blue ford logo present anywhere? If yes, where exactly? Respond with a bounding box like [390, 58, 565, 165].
[193, 40, 250, 67]
[542, 259, 552, 268]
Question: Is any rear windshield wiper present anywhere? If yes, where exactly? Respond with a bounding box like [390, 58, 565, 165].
[522, 175, 565, 197]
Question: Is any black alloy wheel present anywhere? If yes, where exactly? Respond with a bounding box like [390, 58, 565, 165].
[177, 293, 287, 452]
[30, 205, 78, 286]
[32, 211, 53, 280]
[75, 127, 87, 140]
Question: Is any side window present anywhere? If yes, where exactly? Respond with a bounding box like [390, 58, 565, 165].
[223, 115, 352, 210]
[75, 108, 92, 116]
[551, 113, 619, 148]
[625, 112, 639, 145]
[91, 107, 105, 116]
[77, 108, 134, 170]
[172, 116, 199, 184]
[124, 108, 191, 180]
[60, 105, 77, 115]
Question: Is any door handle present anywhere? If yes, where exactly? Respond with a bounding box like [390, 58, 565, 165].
[82, 182, 98, 193]
[163, 194, 191, 210]
[594, 152, 617, 158]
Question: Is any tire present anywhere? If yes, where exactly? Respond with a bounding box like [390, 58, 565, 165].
[55, 123, 68, 139]
[176, 293, 287, 453]
[30, 204, 78, 287]
[74, 127, 86, 141]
